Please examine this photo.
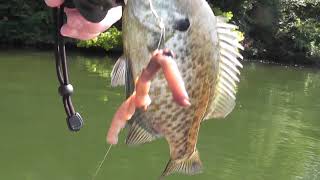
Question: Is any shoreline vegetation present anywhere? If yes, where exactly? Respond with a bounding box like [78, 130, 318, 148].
[1, 0, 319, 67]
[3, 46, 318, 71]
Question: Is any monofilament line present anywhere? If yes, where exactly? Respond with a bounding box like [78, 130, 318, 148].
[91, 144, 113, 180]
[148, 0, 166, 49]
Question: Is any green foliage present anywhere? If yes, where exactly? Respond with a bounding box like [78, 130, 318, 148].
[208, 0, 320, 63]
[211, 7, 245, 42]
[282, 18, 320, 57]
[277, 0, 320, 58]
[2, 0, 319, 64]
[77, 27, 122, 52]
[0, 0, 53, 46]
[211, 8, 234, 21]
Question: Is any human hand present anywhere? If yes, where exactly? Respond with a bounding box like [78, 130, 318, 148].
[45, 0, 122, 40]
[107, 49, 190, 145]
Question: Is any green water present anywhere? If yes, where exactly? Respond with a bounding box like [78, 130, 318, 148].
[0, 50, 320, 180]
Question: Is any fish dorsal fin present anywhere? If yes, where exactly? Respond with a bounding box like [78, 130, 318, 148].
[126, 115, 160, 145]
[160, 150, 202, 178]
[111, 55, 126, 87]
[205, 17, 243, 120]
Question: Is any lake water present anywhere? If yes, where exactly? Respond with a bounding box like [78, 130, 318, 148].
[0, 50, 320, 180]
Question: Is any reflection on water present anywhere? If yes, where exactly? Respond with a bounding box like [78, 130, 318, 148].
[80, 56, 113, 79]
[77, 55, 119, 103]
[0, 50, 319, 180]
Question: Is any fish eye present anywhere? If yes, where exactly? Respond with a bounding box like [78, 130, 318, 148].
[174, 18, 190, 32]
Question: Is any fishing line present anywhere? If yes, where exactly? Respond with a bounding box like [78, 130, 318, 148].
[148, 0, 166, 49]
[93, 3, 163, 180]
[157, 27, 165, 49]
[91, 144, 113, 180]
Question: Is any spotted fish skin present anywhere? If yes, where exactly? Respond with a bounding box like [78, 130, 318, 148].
[117, 0, 243, 177]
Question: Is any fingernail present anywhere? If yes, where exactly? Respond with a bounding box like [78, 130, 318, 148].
[182, 98, 191, 107]
[184, 91, 190, 100]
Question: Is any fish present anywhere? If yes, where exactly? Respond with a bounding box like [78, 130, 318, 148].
[110, 0, 244, 177]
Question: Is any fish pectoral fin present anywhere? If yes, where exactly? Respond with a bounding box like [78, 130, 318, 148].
[126, 119, 159, 145]
[161, 150, 202, 177]
[111, 55, 127, 87]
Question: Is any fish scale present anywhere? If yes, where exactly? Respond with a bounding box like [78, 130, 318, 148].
[111, 0, 243, 177]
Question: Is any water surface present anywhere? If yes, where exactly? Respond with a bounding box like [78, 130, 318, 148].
[0, 50, 320, 180]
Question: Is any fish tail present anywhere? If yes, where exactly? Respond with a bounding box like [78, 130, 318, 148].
[160, 149, 202, 178]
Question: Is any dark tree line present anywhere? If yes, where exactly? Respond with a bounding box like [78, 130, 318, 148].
[0, 0, 53, 47]
[0, 0, 319, 65]
[208, 0, 320, 65]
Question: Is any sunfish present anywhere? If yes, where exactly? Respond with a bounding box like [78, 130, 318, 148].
[109, 0, 243, 177]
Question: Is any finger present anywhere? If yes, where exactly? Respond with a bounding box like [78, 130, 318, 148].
[135, 78, 152, 109]
[44, 0, 64, 7]
[76, 32, 101, 40]
[64, 8, 84, 29]
[61, 24, 100, 40]
[106, 49, 190, 144]
[152, 49, 161, 56]
[135, 67, 156, 108]
[154, 52, 190, 107]
[78, 6, 123, 34]
[63, 8, 102, 39]
[107, 93, 136, 145]
[135, 50, 190, 107]
[64, 6, 122, 35]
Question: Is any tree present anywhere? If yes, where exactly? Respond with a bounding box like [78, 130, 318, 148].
[0, 0, 53, 47]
